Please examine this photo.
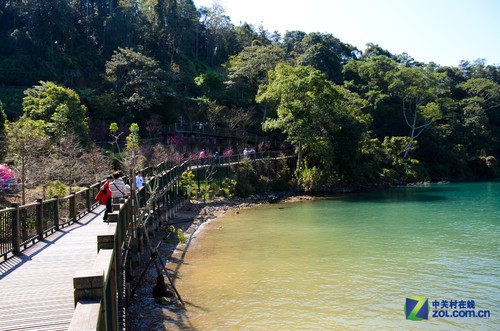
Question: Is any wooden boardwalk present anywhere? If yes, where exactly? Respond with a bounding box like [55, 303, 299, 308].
[0, 206, 109, 331]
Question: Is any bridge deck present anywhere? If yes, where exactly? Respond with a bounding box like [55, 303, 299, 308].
[0, 206, 108, 331]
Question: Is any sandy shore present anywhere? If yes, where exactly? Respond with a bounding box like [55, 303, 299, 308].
[127, 193, 316, 330]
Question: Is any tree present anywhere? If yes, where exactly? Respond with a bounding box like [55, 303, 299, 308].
[52, 132, 87, 194]
[80, 144, 112, 184]
[343, 55, 399, 108]
[22, 81, 90, 146]
[4, 117, 51, 204]
[176, 0, 202, 59]
[292, 32, 359, 84]
[198, 1, 236, 65]
[108, 122, 143, 175]
[194, 69, 226, 101]
[105, 47, 170, 119]
[389, 66, 448, 157]
[227, 44, 287, 119]
[125, 123, 141, 171]
[458, 77, 500, 156]
[257, 64, 368, 189]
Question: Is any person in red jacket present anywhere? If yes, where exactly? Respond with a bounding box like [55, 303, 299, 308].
[98, 175, 113, 221]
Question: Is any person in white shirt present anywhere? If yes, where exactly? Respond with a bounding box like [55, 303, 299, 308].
[109, 172, 130, 203]
[135, 171, 144, 190]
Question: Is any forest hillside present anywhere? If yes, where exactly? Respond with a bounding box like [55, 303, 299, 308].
[1, 0, 499, 194]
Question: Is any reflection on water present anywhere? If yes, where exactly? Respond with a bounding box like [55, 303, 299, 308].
[173, 182, 500, 330]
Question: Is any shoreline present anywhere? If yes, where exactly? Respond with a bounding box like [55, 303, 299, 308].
[128, 193, 317, 330]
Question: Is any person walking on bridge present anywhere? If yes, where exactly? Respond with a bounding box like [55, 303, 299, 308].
[199, 149, 206, 165]
[110, 172, 130, 203]
[101, 175, 113, 221]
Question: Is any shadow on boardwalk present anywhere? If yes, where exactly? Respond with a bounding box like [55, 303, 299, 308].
[0, 205, 109, 331]
[0, 209, 103, 280]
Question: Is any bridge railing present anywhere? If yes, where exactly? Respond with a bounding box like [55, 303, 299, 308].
[0, 151, 293, 262]
[0, 181, 103, 261]
[166, 123, 263, 143]
[69, 151, 293, 330]
[0, 151, 293, 329]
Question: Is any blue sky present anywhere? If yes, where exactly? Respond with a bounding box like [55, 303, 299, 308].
[193, 0, 500, 67]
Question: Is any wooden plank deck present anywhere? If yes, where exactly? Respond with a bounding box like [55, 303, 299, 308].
[0, 206, 110, 331]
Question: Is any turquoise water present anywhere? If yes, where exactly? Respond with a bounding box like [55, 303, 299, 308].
[174, 182, 500, 330]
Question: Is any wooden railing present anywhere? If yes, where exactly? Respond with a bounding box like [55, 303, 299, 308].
[0, 151, 294, 330]
[165, 123, 263, 143]
[0, 150, 293, 262]
[0, 183, 101, 261]
[67, 151, 293, 330]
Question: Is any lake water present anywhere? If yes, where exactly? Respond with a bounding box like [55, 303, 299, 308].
[173, 182, 499, 330]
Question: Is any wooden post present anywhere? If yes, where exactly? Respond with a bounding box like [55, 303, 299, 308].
[54, 196, 60, 231]
[70, 192, 77, 223]
[73, 269, 104, 330]
[86, 185, 91, 212]
[108, 213, 127, 301]
[96, 237, 119, 331]
[36, 199, 43, 240]
[11, 203, 20, 255]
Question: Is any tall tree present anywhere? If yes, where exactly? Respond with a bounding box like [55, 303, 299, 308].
[257, 63, 368, 189]
[22, 81, 90, 146]
[52, 131, 87, 193]
[458, 77, 500, 156]
[105, 47, 171, 121]
[227, 44, 287, 119]
[198, 1, 235, 65]
[389, 66, 448, 157]
[4, 117, 51, 204]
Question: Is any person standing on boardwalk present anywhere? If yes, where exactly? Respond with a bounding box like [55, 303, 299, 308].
[199, 149, 206, 165]
[109, 172, 130, 203]
[135, 171, 144, 190]
[100, 175, 113, 221]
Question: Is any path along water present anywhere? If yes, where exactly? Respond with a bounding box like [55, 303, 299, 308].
[172, 182, 499, 330]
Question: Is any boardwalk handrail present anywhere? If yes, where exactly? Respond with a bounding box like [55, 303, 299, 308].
[0, 150, 294, 330]
[166, 123, 264, 143]
[70, 150, 294, 330]
[0, 182, 102, 261]
[1, 151, 293, 261]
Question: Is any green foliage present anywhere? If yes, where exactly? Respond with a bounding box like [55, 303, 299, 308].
[458, 78, 500, 156]
[165, 225, 187, 245]
[232, 160, 257, 197]
[4, 117, 51, 204]
[109, 123, 119, 135]
[0, 87, 24, 119]
[258, 64, 370, 189]
[180, 170, 196, 196]
[46, 180, 67, 198]
[1, 0, 499, 185]
[379, 137, 423, 184]
[125, 123, 140, 157]
[105, 48, 171, 118]
[85, 92, 122, 124]
[194, 69, 226, 101]
[177, 228, 187, 244]
[231, 159, 279, 197]
[296, 164, 323, 192]
[22, 81, 90, 146]
[217, 179, 234, 198]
